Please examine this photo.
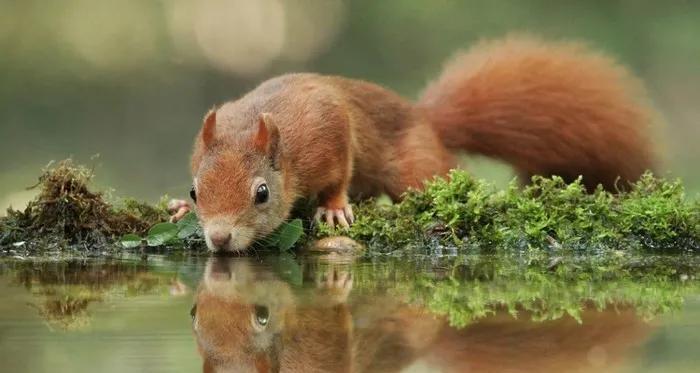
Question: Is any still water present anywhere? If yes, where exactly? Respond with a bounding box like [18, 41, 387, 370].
[0, 253, 698, 373]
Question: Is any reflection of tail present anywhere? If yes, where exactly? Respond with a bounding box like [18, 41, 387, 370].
[428, 309, 650, 372]
[418, 36, 657, 190]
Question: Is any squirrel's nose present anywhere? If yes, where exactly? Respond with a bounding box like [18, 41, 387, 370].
[209, 231, 232, 250]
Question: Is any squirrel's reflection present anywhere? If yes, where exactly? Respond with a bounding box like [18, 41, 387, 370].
[192, 257, 650, 373]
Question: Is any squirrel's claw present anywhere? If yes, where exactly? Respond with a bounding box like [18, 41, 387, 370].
[168, 199, 191, 223]
[316, 266, 353, 303]
[315, 205, 354, 228]
[343, 205, 354, 224]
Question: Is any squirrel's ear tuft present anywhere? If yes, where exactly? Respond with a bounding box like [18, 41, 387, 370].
[202, 108, 217, 147]
[254, 113, 280, 168]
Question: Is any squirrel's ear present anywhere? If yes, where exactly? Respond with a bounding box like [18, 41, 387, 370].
[254, 113, 280, 168]
[201, 108, 217, 147]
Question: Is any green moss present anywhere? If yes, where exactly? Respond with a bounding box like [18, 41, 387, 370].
[1, 161, 698, 255]
[316, 171, 699, 253]
[0, 160, 168, 254]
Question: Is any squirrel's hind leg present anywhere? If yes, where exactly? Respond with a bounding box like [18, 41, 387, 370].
[385, 124, 455, 201]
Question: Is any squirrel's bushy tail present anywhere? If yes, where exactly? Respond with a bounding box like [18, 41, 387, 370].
[418, 35, 658, 190]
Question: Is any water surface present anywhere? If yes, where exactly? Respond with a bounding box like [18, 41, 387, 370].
[0, 254, 698, 372]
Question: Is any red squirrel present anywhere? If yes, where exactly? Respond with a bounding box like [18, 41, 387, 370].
[171, 36, 657, 252]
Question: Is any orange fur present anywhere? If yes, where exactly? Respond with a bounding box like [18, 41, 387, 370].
[193, 258, 354, 372]
[419, 35, 657, 190]
[201, 109, 217, 148]
[190, 35, 658, 251]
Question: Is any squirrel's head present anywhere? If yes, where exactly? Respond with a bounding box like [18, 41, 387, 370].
[192, 257, 353, 373]
[191, 109, 291, 253]
[192, 257, 294, 372]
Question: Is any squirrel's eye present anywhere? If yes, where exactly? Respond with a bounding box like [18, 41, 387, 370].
[255, 183, 269, 204]
[189, 187, 197, 203]
[254, 305, 269, 328]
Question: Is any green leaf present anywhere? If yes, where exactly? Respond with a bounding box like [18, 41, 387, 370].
[147, 222, 179, 246]
[276, 219, 304, 251]
[120, 233, 142, 249]
[264, 232, 281, 246]
[176, 212, 200, 239]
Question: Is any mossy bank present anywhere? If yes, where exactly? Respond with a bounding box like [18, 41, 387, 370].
[1, 160, 698, 257]
[319, 170, 699, 254]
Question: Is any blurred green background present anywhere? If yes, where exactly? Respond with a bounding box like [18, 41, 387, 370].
[1, 0, 699, 211]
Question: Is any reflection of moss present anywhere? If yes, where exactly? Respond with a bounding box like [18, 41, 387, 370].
[32, 295, 97, 331]
[316, 171, 699, 253]
[8, 260, 177, 330]
[410, 254, 699, 327]
[307, 253, 699, 328]
[0, 160, 167, 253]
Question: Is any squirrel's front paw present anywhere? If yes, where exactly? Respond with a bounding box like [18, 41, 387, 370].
[167, 199, 191, 223]
[314, 205, 354, 228]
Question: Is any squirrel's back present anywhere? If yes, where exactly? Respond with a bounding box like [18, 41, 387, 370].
[418, 35, 658, 190]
